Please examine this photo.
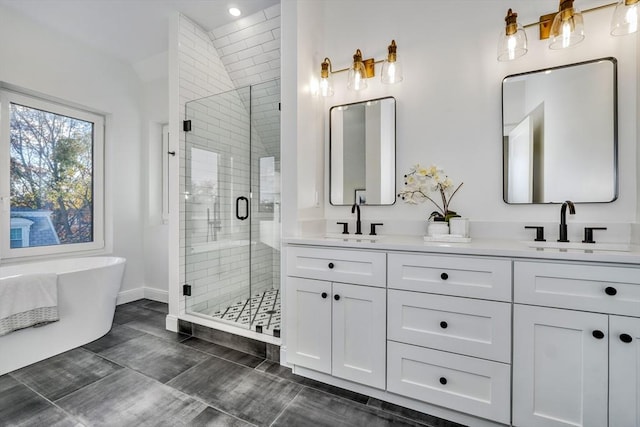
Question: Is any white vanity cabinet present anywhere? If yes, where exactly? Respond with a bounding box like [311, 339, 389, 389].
[284, 238, 640, 427]
[386, 253, 513, 425]
[285, 246, 387, 389]
[513, 261, 640, 427]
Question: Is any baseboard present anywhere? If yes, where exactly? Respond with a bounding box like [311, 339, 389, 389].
[144, 287, 168, 303]
[116, 288, 144, 305]
[117, 286, 168, 305]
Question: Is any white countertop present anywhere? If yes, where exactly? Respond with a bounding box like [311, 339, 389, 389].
[283, 235, 640, 265]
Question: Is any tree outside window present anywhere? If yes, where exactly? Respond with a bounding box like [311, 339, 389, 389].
[9, 103, 94, 248]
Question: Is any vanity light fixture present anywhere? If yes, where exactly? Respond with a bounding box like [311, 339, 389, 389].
[610, 0, 639, 35]
[316, 40, 402, 97]
[497, 9, 528, 61]
[498, 0, 637, 61]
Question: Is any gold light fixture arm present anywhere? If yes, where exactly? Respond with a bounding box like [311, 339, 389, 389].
[519, 1, 618, 39]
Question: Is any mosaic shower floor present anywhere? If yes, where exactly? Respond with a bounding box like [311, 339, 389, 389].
[210, 289, 280, 337]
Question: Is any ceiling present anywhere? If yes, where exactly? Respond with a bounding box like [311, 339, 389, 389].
[0, 0, 280, 65]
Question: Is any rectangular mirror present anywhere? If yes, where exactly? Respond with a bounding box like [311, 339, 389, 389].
[330, 97, 396, 205]
[502, 58, 617, 204]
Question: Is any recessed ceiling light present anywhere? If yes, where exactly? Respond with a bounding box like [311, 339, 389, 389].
[228, 7, 241, 17]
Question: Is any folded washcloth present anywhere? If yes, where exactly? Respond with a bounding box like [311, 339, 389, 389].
[0, 273, 58, 336]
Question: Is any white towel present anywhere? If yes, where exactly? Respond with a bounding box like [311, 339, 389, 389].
[0, 273, 58, 336]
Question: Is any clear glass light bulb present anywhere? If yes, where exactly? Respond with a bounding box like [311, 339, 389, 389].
[319, 78, 333, 97]
[562, 21, 572, 48]
[507, 35, 517, 60]
[353, 73, 364, 90]
[348, 67, 367, 91]
[386, 63, 396, 81]
[627, 5, 638, 33]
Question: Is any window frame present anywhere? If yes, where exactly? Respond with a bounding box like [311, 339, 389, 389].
[0, 89, 105, 259]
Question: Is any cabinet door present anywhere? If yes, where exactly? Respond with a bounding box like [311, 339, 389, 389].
[513, 305, 608, 427]
[610, 315, 640, 427]
[332, 282, 386, 389]
[285, 277, 332, 373]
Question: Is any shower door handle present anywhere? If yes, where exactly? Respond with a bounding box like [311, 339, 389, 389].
[236, 196, 249, 220]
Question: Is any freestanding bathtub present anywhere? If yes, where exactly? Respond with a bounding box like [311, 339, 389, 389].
[0, 256, 126, 375]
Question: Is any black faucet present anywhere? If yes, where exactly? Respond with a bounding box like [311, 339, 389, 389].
[558, 200, 576, 242]
[351, 203, 362, 235]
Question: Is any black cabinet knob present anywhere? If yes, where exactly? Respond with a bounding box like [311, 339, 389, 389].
[620, 333, 633, 343]
[605, 286, 617, 296]
[440, 272, 449, 280]
[439, 377, 447, 385]
[321, 292, 328, 299]
[440, 321, 448, 329]
[592, 330, 605, 339]
[328, 262, 334, 269]
[334, 294, 340, 301]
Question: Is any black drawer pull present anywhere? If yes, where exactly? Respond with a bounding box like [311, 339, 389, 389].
[321, 292, 328, 299]
[439, 377, 447, 385]
[334, 294, 340, 301]
[620, 333, 633, 343]
[440, 321, 448, 329]
[592, 330, 605, 339]
[328, 262, 335, 269]
[440, 272, 449, 280]
[605, 286, 617, 296]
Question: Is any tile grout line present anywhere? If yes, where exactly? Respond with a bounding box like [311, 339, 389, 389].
[267, 383, 304, 427]
[8, 373, 85, 425]
[250, 290, 268, 326]
[84, 334, 261, 427]
[265, 289, 278, 330]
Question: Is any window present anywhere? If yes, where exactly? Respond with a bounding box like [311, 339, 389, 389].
[10, 227, 23, 248]
[259, 156, 277, 213]
[0, 90, 104, 258]
[9, 217, 33, 249]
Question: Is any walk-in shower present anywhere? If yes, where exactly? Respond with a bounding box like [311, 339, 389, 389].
[183, 79, 280, 337]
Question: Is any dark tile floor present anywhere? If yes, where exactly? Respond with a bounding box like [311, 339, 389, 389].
[0, 299, 467, 427]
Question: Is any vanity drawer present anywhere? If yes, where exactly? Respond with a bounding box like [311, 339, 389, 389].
[388, 290, 511, 363]
[387, 341, 511, 425]
[514, 261, 640, 316]
[388, 253, 511, 301]
[286, 246, 386, 287]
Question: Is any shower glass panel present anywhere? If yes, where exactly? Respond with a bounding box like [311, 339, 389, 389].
[183, 79, 281, 337]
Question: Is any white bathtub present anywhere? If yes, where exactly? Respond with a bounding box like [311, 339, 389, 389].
[0, 256, 126, 375]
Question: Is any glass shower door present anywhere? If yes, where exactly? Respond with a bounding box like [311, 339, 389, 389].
[184, 86, 254, 329]
[183, 79, 281, 336]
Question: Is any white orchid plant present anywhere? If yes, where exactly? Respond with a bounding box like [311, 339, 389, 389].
[398, 164, 463, 222]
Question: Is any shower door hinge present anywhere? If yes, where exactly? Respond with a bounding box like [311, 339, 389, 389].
[183, 284, 192, 296]
[278, 102, 281, 111]
[183, 120, 192, 132]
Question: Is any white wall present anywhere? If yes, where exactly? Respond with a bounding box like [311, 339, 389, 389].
[284, 0, 638, 243]
[0, 4, 146, 294]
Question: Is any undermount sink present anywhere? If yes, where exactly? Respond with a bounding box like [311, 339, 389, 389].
[525, 241, 631, 252]
[324, 233, 383, 241]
